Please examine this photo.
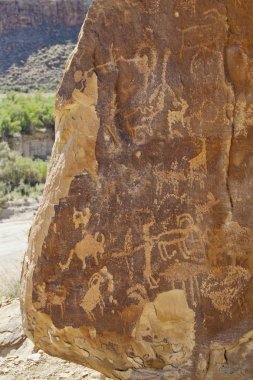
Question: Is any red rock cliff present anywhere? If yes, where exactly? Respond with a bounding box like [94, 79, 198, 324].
[0, 0, 91, 33]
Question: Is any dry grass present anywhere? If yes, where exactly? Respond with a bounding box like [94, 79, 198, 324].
[0, 274, 20, 300]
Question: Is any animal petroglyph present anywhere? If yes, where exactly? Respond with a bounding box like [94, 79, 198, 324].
[156, 214, 205, 262]
[167, 98, 189, 138]
[60, 231, 105, 271]
[131, 48, 185, 144]
[189, 138, 207, 188]
[47, 285, 67, 319]
[73, 208, 91, 229]
[80, 267, 115, 321]
[154, 163, 186, 196]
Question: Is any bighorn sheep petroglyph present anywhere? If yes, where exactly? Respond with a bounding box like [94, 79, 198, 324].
[60, 232, 105, 271]
[80, 267, 115, 320]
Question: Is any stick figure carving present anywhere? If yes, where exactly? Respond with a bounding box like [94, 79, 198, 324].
[114, 212, 205, 289]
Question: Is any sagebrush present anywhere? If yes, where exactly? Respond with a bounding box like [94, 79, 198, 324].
[0, 142, 48, 210]
[0, 92, 54, 137]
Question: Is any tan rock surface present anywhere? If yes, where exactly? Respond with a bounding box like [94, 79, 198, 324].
[21, 1, 253, 379]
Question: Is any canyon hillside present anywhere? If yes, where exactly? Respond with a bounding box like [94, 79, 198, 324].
[0, 0, 91, 92]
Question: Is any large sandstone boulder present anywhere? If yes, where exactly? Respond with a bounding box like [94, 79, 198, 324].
[21, 0, 253, 379]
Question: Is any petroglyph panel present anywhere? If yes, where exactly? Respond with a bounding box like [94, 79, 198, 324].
[21, 0, 253, 379]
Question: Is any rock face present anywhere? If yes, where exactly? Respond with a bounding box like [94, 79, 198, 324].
[0, 0, 91, 33]
[8, 128, 54, 160]
[21, 1, 253, 379]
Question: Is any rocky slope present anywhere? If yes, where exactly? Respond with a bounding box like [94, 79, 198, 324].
[0, 0, 91, 33]
[0, 299, 108, 380]
[0, 0, 91, 92]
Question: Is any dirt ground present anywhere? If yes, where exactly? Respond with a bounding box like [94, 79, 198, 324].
[0, 299, 108, 380]
[0, 348, 105, 380]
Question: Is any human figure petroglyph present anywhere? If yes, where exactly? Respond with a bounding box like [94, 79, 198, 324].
[138, 48, 171, 118]
[142, 215, 159, 289]
[60, 231, 105, 271]
[232, 95, 253, 138]
[114, 212, 205, 289]
[117, 210, 160, 288]
[189, 138, 207, 188]
[80, 267, 115, 321]
[73, 70, 87, 92]
[112, 228, 134, 278]
[130, 48, 186, 143]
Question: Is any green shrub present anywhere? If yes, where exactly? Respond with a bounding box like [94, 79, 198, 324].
[0, 92, 54, 137]
[0, 143, 47, 208]
[0, 142, 47, 188]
